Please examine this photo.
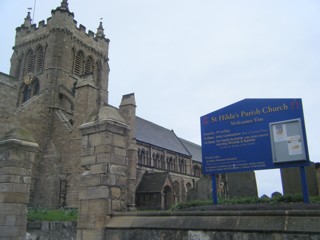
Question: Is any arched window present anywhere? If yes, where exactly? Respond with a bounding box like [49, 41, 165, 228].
[74, 51, 84, 76]
[170, 157, 174, 171]
[166, 157, 170, 170]
[15, 55, 23, 79]
[35, 46, 44, 73]
[186, 182, 192, 192]
[138, 149, 142, 164]
[155, 154, 160, 168]
[179, 159, 185, 173]
[161, 155, 165, 169]
[163, 185, 173, 209]
[173, 181, 180, 202]
[152, 153, 156, 167]
[25, 50, 35, 74]
[174, 158, 178, 172]
[146, 151, 151, 166]
[32, 79, 40, 95]
[138, 149, 147, 165]
[84, 56, 93, 74]
[193, 165, 201, 177]
[166, 157, 175, 171]
[23, 86, 31, 103]
[22, 78, 40, 103]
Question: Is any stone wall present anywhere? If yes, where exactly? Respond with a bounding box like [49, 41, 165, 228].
[0, 73, 18, 137]
[26, 209, 320, 240]
[27, 221, 77, 240]
[105, 229, 320, 240]
[105, 210, 320, 240]
[0, 128, 38, 240]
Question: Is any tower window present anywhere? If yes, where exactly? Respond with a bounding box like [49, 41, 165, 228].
[33, 80, 39, 95]
[22, 78, 40, 103]
[74, 51, 84, 76]
[15, 57, 23, 80]
[26, 50, 35, 74]
[23, 86, 31, 103]
[35, 46, 44, 73]
[84, 57, 93, 74]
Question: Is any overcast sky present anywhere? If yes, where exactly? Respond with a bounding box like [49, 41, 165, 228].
[1, 0, 319, 197]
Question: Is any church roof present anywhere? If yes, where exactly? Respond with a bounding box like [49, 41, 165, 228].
[135, 117, 191, 157]
[136, 172, 170, 193]
[178, 138, 202, 163]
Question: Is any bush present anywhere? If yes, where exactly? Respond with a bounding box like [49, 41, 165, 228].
[170, 200, 212, 211]
[170, 194, 320, 211]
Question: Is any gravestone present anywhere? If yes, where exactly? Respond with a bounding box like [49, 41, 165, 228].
[281, 163, 319, 196]
[227, 172, 258, 198]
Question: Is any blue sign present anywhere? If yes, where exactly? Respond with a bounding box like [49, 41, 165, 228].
[200, 99, 310, 175]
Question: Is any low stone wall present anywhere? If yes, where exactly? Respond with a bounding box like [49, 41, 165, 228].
[105, 210, 320, 240]
[27, 221, 77, 240]
[25, 210, 320, 240]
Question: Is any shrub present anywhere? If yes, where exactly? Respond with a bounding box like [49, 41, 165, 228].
[170, 194, 320, 211]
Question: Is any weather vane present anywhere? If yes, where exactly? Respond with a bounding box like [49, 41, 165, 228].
[100, 17, 103, 22]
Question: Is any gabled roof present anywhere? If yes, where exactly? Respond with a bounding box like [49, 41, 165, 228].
[135, 117, 190, 156]
[179, 138, 202, 163]
[136, 172, 170, 193]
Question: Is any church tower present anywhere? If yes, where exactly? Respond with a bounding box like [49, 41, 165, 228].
[9, 0, 110, 208]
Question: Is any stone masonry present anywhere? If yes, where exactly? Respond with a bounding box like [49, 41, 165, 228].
[0, 128, 38, 240]
[77, 94, 136, 239]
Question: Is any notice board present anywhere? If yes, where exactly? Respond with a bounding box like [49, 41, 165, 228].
[270, 118, 307, 163]
[200, 99, 309, 175]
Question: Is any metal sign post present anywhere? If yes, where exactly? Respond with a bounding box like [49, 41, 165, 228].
[211, 174, 218, 205]
[300, 166, 310, 203]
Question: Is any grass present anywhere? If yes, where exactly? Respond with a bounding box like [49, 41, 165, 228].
[27, 208, 78, 222]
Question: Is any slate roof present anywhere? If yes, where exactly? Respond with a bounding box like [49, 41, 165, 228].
[178, 138, 202, 163]
[135, 117, 191, 157]
[136, 172, 169, 193]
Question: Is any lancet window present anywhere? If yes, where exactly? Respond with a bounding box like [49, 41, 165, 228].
[74, 51, 84, 76]
[84, 57, 93, 74]
[35, 46, 44, 74]
[25, 50, 35, 74]
[22, 78, 40, 103]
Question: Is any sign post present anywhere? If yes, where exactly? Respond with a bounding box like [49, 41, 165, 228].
[299, 166, 310, 203]
[211, 174, 218, 205]
[200, 99, 310, 205]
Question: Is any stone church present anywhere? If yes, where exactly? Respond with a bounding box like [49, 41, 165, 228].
[0, 0, 262, 212]
[0, 0, 205, 210]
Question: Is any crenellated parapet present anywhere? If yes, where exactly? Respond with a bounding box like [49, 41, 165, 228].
[15, 12, 109, 43]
